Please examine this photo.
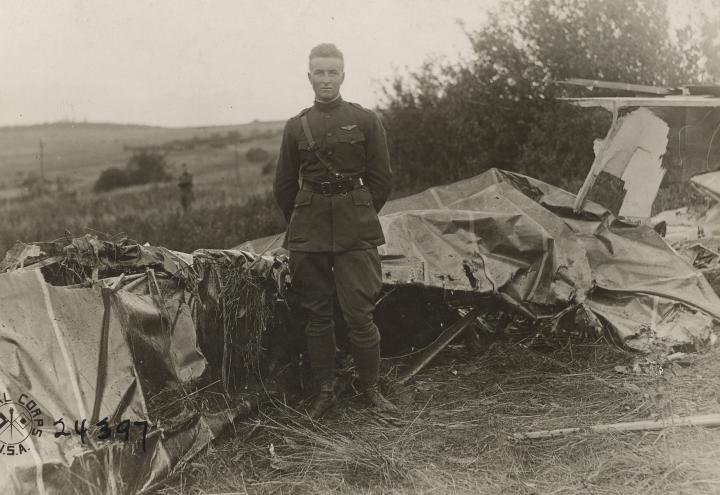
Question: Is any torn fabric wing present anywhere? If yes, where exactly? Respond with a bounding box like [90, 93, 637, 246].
[241, 168, 720, 348]
[581, 108, 669, 217]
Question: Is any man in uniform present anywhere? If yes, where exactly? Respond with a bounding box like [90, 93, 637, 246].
[273, 43, 396, 418]
[178, 163, 194, 213]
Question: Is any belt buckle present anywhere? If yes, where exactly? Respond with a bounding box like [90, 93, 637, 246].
[320, 181, 332, 195]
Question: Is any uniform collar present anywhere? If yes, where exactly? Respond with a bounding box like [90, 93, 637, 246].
[313, 94, 343, 112]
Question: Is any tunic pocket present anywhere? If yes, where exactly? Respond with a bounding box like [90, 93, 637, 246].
[351, 187, 373, 207]
[296, 139, 316, 166]
[350, 188, 384, 243]
[288, 190, 314, 244]
[336, 129, 366, 145]
[336, 129, 366, 163]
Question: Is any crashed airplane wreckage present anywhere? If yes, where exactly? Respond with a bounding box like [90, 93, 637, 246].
[0, 244, 283, 494]
[653, 171, 720, 297]
[3, 89, 720, 493]
[241, 168, 720, 351]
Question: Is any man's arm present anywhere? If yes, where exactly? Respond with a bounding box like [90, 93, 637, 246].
[273, 121, 300, 223]
[363, 111, 393, 212]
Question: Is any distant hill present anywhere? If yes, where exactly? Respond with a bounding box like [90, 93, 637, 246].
[0, 120, 284, 192]
[0, 122, 158, 131]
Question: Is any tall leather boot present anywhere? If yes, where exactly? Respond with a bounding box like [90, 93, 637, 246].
[353, 344, 398, 413]
[305, 332, 337, 418]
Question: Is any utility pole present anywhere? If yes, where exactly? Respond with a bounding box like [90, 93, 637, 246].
[234, 144, 240, 188]
[38, 139, 45, 195]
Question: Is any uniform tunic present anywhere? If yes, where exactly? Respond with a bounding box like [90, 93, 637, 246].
[273, 96, 393, 349]
[273, 96, 392, 252]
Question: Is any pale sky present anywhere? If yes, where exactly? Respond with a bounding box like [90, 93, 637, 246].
[0, 0, 493, 127]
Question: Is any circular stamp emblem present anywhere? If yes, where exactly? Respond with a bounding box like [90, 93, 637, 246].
[0, 393, 45, 456]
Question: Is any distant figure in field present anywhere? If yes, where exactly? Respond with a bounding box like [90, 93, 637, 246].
[178, 163, 194, 213]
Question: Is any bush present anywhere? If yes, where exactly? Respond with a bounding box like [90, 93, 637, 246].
[380, 0, 719, 195]
[94, 151, 171, 192]
[125, 151, 171, 185]
[94, 167, 130, 192]
[246, 147, 270, 163]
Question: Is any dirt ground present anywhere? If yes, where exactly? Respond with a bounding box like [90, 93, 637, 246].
[156, 337, 720, 494]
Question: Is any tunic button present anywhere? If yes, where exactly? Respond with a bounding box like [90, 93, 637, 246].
[326, 132, 332, 137]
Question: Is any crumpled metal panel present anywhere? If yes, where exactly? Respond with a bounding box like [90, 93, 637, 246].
[583, 108, 669, 218]
[240, 168, 720, 345]
[113, 288, 207, 393]
[587, 291, 715, 352]
[378, 170, 594, 309]
[0, 270, 147, 493]
[0, 269, 213, 495]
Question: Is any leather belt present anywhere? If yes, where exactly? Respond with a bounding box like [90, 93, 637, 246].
[302, 176, 365, 195]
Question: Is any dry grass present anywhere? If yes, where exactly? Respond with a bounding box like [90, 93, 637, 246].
[0, 124, 286, 256]
[190, 252, 279, 391]
[219, 263, 275, 380]
[151, 336, 720, 494]
[0, 182, 286, 256]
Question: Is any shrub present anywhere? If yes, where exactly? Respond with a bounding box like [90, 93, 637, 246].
[94, 151, 171, 192]
[125, 151, 172, 185]
[94, 167, 130, 192]
[380, 0, 719, 195]
[246, 147, 270, 163]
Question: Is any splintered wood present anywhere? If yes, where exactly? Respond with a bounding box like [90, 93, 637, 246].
[514, 413, 720, 440]
[396, 306, 485, 384]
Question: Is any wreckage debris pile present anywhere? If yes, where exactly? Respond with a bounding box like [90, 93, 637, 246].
[190, 249, 286, 390]
[3, 167, 720, 493]
[0, 235, 291, 494]
[240, 169, 720, 352]
[176, 341, 720, 494]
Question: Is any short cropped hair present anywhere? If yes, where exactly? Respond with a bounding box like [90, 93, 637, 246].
[309, 43, 344, 63]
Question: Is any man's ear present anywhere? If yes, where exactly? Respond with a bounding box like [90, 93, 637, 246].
[307, 72, 312, 84]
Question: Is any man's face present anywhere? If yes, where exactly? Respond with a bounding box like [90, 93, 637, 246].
[308, 56, 344, 101]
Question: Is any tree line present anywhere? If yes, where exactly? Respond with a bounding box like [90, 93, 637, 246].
[378, 0, 720, 196]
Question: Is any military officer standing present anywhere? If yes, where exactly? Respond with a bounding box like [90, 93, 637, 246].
[273, 43, 396, 418]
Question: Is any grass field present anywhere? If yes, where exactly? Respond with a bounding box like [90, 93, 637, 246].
[0, 121, 283, 195]
[3, 120, 720, 495]
[154, 338, 720, 494]
[0, 121, 286, 255]
[0, 177, 286, 256]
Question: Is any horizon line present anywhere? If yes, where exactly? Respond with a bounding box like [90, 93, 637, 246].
[0, 118, 287, 131]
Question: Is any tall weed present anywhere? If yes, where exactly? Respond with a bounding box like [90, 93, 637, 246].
[0, 182, 286, 254]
